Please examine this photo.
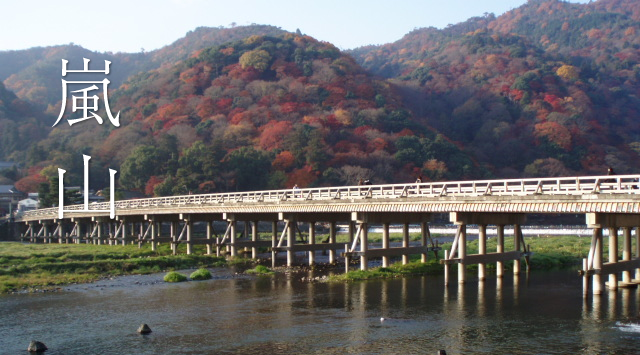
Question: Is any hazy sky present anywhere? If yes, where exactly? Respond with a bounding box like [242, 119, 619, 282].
[3, 0, 591, 53]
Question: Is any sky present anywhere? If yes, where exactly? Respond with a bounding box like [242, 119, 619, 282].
[2, 0, 592, 54]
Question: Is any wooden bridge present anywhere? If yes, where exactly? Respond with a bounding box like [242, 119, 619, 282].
[14, 174, 640, 296]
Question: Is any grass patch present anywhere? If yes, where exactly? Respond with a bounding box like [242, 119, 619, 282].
[0, 242, 227, 293]
[164, 271, 187, 282]
[330, 259, 444, 282]
[245, 265, 274, 275]
[190, 268, 212, 280]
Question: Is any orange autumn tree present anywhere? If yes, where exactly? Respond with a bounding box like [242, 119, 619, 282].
[272, 151, 296, 171]
[15, 174, 47, 193]
[534, 121, 572, 150]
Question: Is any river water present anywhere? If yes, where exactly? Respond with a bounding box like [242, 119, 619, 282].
[2, 267, 640, 355]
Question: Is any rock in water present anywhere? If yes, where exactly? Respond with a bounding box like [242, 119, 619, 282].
[137, 323, 152, 334]
[27, 340, 47, 352]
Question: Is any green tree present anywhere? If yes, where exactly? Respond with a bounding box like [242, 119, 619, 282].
[239, 49, 272, 72]
[153, 175, 176, 197]
[41, 175, 82, 207]
[37, 182, 52, 208]
[119, 145, 163, 191]
[179, 140, 223, 177]
[224, 147, 272, 191]
[409, 66, 433, 86]
[394, 136, 426, 166]
[382, 109, 413, 133]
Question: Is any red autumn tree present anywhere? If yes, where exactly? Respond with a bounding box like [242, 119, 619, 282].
[259, 120, 293, 150]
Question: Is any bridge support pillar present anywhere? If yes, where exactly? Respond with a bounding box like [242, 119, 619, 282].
[115, 221, 121, 246]
[360, 222, 369, 271]
[151, 218, 157, 252]
[29, 222, 35, 243]
[478, 224, 487, 281]
[382, 223, 390, 267]
[278, 214, 297, 266]
[287, 219, 295, 266]
[458, 224, 467, 284]
[121, 221, 128, 246]
[593, 227, 604, 295]
[608, 227, 618, 290]
[170, 221, 177, 255]
[206, 221, 213, 255]
[308, 222, 316, 266]
[95, 221, 102, 245]
[444, 249, 450, 286]
[244, 221, 250, 254]
[91, 217, 107, 245]
[402, 223, 409, 265]
[329, 222, 337, 264]
[271, 221, 277, 268]
[622, 227, 631, 284]
[230, 220, 237, 257]
[496, 225, 504, 278]
[636, 227, 640, 281]
[348, 221, 355, 251]
[251, 221, 258, 259]
[514, 224, 521, 275]
[43, 222, 50, 244]
[106, 222, 113, 245]
[181, 215, 192, 255]
[421, 221, 428, 263]
[74, 221, 80, 244]
[56, 221, 63, 244]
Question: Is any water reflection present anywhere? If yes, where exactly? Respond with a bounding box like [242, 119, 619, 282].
[1, 269, 640, 354]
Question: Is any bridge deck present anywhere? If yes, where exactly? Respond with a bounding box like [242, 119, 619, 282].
[15, 174, 640, 222]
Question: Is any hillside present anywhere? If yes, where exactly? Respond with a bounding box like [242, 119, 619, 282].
[23, 33, 475, 196]
[0, 81, 49, 162]
[0, 25, 289, 111]
[349, 0, 640, 177]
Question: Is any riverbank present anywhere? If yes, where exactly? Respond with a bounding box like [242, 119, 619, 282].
[0, 234, 613, 292]
[0, 242, 231, 293]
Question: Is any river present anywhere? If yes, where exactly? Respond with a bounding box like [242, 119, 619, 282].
[1, 267, 640, 354]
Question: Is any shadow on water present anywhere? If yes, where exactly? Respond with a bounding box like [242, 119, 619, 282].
[1, 267, 640, 354]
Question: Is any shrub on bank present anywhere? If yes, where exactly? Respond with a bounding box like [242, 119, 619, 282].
[164, 271, 187, 282]
[190, 268, 212, 280]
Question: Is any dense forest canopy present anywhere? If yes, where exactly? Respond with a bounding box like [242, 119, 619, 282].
[1, 0, 639, 199]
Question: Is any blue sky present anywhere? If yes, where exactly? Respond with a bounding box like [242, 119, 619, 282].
[3, 0, 591, 53]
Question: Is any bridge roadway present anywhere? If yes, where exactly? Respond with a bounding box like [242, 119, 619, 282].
[15, 174, 640, 296]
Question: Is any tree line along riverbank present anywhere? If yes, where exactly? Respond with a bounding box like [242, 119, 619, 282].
[0, 233, 621, 293]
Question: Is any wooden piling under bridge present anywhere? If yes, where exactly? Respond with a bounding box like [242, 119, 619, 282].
[14, 175, 640, 296]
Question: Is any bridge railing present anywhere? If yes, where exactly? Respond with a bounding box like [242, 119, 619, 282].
[18, 174, 640, 220]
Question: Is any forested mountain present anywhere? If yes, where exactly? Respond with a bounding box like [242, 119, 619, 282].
[350, 0, 640, 177]
[1, 0, 639, 197]
[30, 33, 473, 197]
